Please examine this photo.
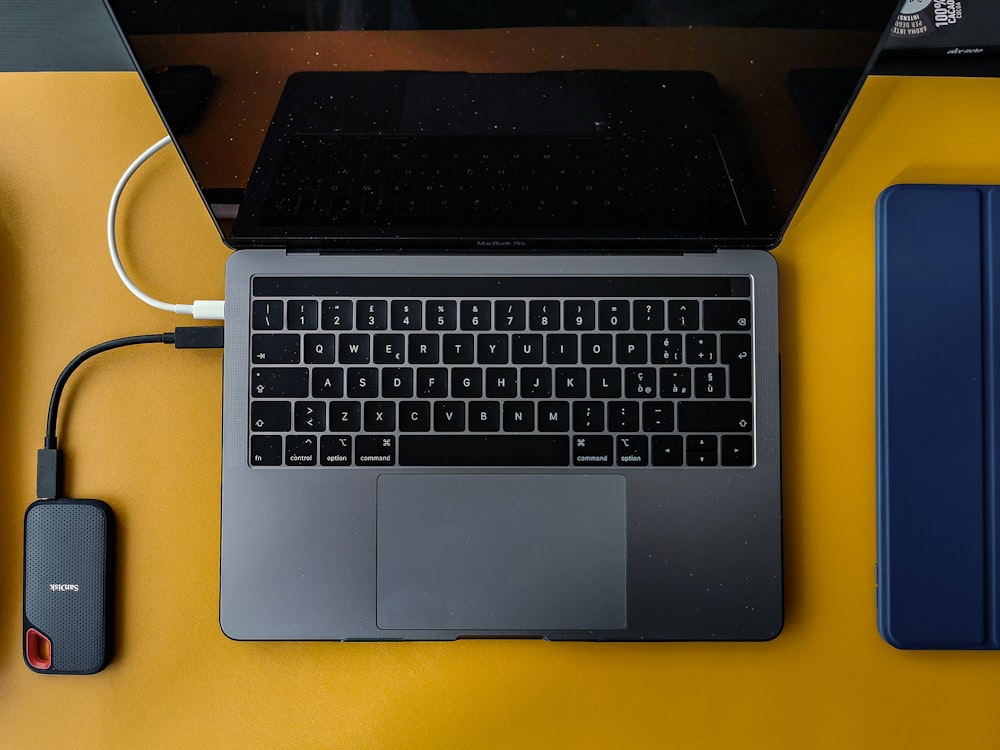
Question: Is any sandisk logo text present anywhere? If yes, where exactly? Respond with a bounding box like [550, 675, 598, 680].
[49, 584, 80, 592]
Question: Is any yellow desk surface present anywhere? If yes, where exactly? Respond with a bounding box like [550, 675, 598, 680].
[2, 71, 1000, 749]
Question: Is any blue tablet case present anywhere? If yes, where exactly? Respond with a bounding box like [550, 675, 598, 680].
[876, 184, 1000, 649]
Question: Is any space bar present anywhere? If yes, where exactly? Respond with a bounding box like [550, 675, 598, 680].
[399, 435, 569, 466]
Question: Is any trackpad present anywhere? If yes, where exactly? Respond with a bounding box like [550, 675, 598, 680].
[376, 474, 627, 631]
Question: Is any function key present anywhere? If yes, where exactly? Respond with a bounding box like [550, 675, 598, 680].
[633, 300, 665, 330]
[495, 300, 526, 330]
[703, 300, 752, 331]
[668, 300, 699, 331]
[427, 300, 458, 330]
[250, 435, 283, 466]
[321, 300, 353, 330]
[460, 300, 492, 330]
[357, 300, 388, 330]
[564, 300, 596, 330]
[287, 300, 319, 330]
[529, 300, 560, 330]
[598, 300, 630, 330]
[252, 300, 284, 331]
[390, 300, 422, 330]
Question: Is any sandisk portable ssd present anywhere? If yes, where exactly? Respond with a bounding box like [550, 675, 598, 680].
[23, 499, 114, 674]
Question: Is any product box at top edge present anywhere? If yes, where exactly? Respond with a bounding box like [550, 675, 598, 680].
[882, 0, 1000, 57]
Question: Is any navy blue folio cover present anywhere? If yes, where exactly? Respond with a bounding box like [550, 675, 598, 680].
[876, 184, 1000, 649]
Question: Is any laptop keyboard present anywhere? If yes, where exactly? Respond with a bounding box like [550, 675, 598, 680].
[247, 276, 754, 469]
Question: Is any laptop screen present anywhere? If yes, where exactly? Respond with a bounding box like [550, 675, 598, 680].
[104, 1, 900, 250]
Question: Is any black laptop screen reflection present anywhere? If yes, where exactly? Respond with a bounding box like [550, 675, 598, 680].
[108, 0, 897, 249]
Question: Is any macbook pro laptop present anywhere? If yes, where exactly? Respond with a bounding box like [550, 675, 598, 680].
[103, 0, 901, 641]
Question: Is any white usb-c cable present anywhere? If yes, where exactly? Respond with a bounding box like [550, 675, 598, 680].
[107, 135, 225, 320]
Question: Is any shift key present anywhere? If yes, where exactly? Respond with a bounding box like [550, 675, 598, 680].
[677, 401, 752, 432]
[251, 367, 309, 398]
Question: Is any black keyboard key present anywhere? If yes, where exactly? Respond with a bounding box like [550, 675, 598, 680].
[617, 435, 649, 466]
[252, 300, 284, 331]
[321, 300, 352, 330]
[555, 367, 586, 398]
[452, 368, 483, 398]
[695, 367, 726, 398]
[390, 300, 422, 330]
[303, 334, 335, 364]
[346, 367, 379, 398]
[538, 401, 570, 432]
[503, 401, 535, 432]
[252, 334, 300, 364]
[427, 301, 457, 330]
[546, 334, 578, 364]
[357, 300, 388, 330]
[320, 435, 352, 466]
[703, 300, 751, 331]
[573, 402, 605, 432]
[722, 435, 754, 466]
[468, 401, 501, 431]
[616, 334, 648, 364]
[512, 334, 544, 364]
[364, 401, 396, 431]
[399, 401, 432, 431]
[721, 333, 753, 399]
[286, 435, 318, 466]
[598, 300, 630, 330]
[686, 434, 718, 467]
[651, 334, 683, 364]
[685, 333, 717, 364]
[477, 333, 509, 364]
[312, 367, 344, 398]
[295, 401, 326, 432]
[642, 401, 674, 432]
[250, 401, 291, 432]
[287, 300, 319, 330]
[250, 435, 283, 466]
[651, 435, 683, 466]
[495, 300, 526, 330]
[252, 367, 308, 398]
[624, 368, 656, 398]
[338, 334, 370, 364]
[434, 401, 466, 431]
[633, 300, 665, 330]
[417, 368, 449, 397]
[608, 401, 640, 432]
[564, 300, 595, 330]
[382, 367, 414, 397]
[409, 334, 440, 364]
[485, 367, 518, 398]
[330, 402, 361, 431]
[581, 334, 613, 364]
[460, 301, 491, 330]
[668, 300, 699, 330]
[572, 435, 613, 467]
[355, 435, 396, 466]
[520, 368, 552, 398]
[373, 333, 406, 364]
[529, 300, 560, 330]
[660, 367, 691, 398]
[442, 334, 475, 364]
[399, 435, 568, 466]
[590, 368, 622, 398]
[677, 401, 752, 432]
